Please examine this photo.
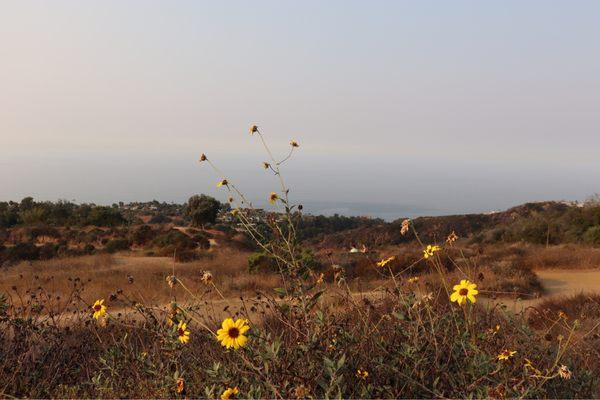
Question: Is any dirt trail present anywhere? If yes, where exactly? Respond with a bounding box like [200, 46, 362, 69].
[494, 269, 600, 311]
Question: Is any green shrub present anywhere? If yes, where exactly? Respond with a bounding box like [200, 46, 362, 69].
[583, 225, 600, 245]
[185, 194, 222, 227]
[247, 251, 277, 272]
[6, 242, 40, 261]
[131, 225, 157, 246]
[39, 243, 59, 260]
[83, 244, 96, 255]
[152, 231, 196, 250]
[105, 239, 130, 253]
[148, 214, 172, 224]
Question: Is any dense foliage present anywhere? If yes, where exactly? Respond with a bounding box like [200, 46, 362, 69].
[185, 194, 222, 227]
[0, 198, 125, 228]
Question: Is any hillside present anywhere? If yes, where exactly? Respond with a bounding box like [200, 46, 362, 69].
[316, 201, 600, 249]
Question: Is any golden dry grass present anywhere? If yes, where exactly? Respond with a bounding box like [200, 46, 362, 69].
[0, 249, 283, 314]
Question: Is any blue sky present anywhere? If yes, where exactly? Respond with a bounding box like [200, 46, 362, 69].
[1, 1, 598, 218]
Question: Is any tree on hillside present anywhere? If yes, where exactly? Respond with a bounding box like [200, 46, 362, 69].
[185, 195, 221, 227]
[19, 197, 35, 211]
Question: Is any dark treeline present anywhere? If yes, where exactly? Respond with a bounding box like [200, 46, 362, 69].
[0, 197, 192, 228]
[297, 214, 383, 241]
[0, 197, 126, 228]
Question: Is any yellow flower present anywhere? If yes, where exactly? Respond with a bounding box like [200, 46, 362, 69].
[177, 320, 190, 344]
[356, 369, 369, 380]
[249, 125, 258, 135]
[269, 192, 279, 204]
[221, 387, 239, 400]
[290, 140, 299, 148]
[376, 256, 395, 267]
[423, 245, 441, 259]
[176, 377, 185, 394]
[231, 209, 239, 217]
[216, 318, 250, 349]
[92, 299, 106, 320]
[497, 349, 517, 361]
[407, 276, 419, 284]
[217, 179, 229, 188]
[450, 280, 478, 305]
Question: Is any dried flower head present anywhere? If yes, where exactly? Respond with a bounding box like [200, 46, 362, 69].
[249, 125, 258, 135]
[231, 209, 239, 217]
[407, 276, 419, 284]
[294, 385, 309, 399]
[166, 275, 177, 289]
[446, 230, 459, 245]
[421, 292, 434, 302]
[290, 140, 299, 148]
[558, 364, 572, 380]
[201, 271, 213, 285]
[199, 153, 207, 162]
[269, 192, 279, 204]
[263, 162, 271, 169]
[400, 219, 410, 235]
[217, 179, 229, 188]
[228, 196, 234, 203]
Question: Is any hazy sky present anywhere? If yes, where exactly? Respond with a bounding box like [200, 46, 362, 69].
[1, 1, 599, 219]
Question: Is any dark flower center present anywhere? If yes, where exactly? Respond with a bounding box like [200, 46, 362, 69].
[94, 305, 102, 311]
[178, 328, 185, 336]
[459, 288, 469, 296]
[228, 327, 240, 338]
